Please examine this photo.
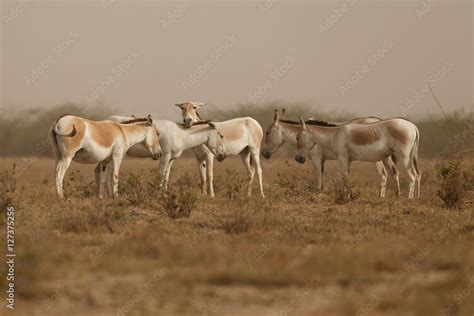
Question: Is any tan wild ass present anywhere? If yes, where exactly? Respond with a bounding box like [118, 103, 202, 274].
[49, 115, 162, 199]
[295, 117, 421, 198]
[105, 114, 227, 193]
[262, 110, 400, 197]
[175, 102, 265, 197]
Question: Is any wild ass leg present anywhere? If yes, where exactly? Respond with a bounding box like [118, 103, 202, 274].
[110, 155, 124, 198]
[98, 161, 109, 199]
[413, 159, 421, 198]
[206, 153, 215, 198]
[250, 149, 264, 198]
[310, 151, 324, 193]
[338, 157, 351, 181]
[55, 156, 73, 199]
[240, 150, 255, 197]
[375, 161, 388, 198]
[164, 160, 174, 191]
[400, 156, 417, 199]
[196, 157, 207, 195]
[383, 159, 400, 197]
[159, 154, 172, 191]
[94, 163, 101, 193]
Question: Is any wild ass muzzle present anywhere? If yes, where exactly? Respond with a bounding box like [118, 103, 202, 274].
[295, 117, 421, 198]
[177, 101, 265, 198]
[49, 114, 162, 199]
[262, 109, 400, 197]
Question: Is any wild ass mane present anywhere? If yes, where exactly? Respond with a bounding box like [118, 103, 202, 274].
[279, 119, 337, 127]
[120, 117, 149, 124]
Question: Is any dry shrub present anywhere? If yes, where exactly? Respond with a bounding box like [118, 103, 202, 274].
[436, 159, 468, 208]
[52, 202, 123, 233]
[160, 173, 197, 219]
[224, 170, 244, 200]
[333, 176, 359, 204]
[63, 170, 96, 198]
[0, 163, 16, 211]
[217, 203, 251, 234]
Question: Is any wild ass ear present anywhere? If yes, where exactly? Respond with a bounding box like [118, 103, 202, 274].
[131, 114, 137, 119]
[147, 115, 153, 125]
[175, 103, 184, 109]
[208, 122, 216, 129]
[194, 102, 206, 108]
[298, 116, 307, 130]
[273, 109, 280, 123]
[281, 108, 286, 118]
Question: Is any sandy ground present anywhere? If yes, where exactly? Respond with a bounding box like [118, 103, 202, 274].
[0, 156, 473, 316]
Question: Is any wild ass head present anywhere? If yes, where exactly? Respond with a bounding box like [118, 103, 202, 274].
[262, 109, 286, 159]
[207, 122, 226, 162]
[175, 101, 206, 127]
[141, 115, 162, 160]
[295, 116, 314, 164]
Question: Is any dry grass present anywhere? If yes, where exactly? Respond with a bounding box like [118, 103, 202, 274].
[1, 156, 474, 316]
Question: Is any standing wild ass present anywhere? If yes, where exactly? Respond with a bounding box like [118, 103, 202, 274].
[262, 109, 400, 197]
[295, 117, 421, 198]
[49, 115, 162, 198]
[105, 114, 227, 193]
[175, 102, 265, 197]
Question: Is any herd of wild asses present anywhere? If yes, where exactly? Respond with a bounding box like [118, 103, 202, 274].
[49, 102, 421, 199]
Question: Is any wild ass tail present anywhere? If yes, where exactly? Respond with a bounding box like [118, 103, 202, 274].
[49, 117, 77, 161]
[411, 127, 420, 176]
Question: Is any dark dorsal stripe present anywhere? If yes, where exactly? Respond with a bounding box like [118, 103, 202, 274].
[279, 119, 337, 127]
[121, 118, 149, 124]
[305, 120, 337, 127]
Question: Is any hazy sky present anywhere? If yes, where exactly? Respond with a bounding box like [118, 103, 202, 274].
[1, 0, 473, 121]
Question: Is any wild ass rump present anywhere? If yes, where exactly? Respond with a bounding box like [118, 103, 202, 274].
[262, 109, 399, 197]
[296, 117, 421, 198]
[175, 101, 265, 198]
[49, 115, 162, 198]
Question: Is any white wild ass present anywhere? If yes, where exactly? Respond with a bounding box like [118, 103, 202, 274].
[49, 115, 162, 199]
[295, 117, 421, 198]
[175, 101, 265, 198]
[105, 114, 227, 193]
[262, 110, 400, 197]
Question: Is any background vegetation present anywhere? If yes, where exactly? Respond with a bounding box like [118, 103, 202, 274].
[0, 102, 472, 158]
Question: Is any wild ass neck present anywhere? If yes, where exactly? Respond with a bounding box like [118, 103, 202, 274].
[120, 124, 148, 148]
[307, 125, 339, 148]
[182, 127, 213, 150]
[280, 122, 300, 145]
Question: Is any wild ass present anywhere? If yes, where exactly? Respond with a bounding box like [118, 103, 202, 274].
[262, 110, 400, 197]
[49, 115, 162, 199]
[105, 114, 227, 193]
[175, 101, 265, 197]
[295, 117, 421, 198]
